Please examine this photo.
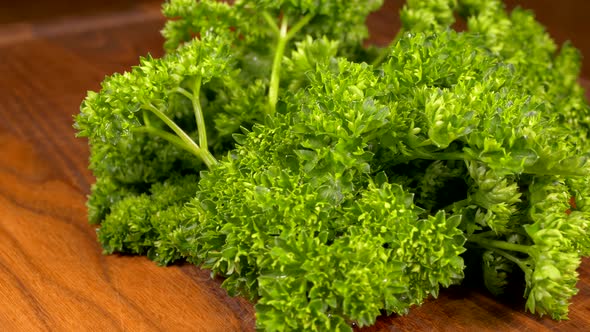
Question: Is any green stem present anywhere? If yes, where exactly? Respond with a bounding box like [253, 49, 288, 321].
[426, 151, 467, 160]
[262, 11, 279, 34]
[143, 103, 217, 168]
[176, 87, 193, 100]
[523, 163, 590, 177]
[468, 230, 498, 239]
[285, 14, 314, 41]
[176, 83, 217, 168]
[132, 126, 191, 153]
[394, 149, 468, 165]
[470, 234, 532, 273]
[485, 247, 530, 272]
[267, 13, 315, 114]
[370, 47, 390, 68]
[469, 237, 531, 255]
[191, 76, 208, 150]
[441, 198, 470, 213]
[142, 110, 151, 127]
[200, 149, 218, 168]
[268, 16, 289, 114]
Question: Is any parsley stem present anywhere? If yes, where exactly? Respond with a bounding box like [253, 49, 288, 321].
[484, 247, 530, 273]
[267, 13, 315, 114]
[262, 11, 279, 34]
[144, 103, 217, 168]
[426, 151, 466, 160]
[268, 16, 289, 114]
[285, 13, 314, 41]
[131, 126, 190, 152]
[191, 76, 208, 151]
[370, 47, 389, 68]
[524, 162, 590, 176]
[469, 237, 531, 255]
[201, 149, 218, 168]
[441, 198, 469, 213]
[395, 150, 468, 164]
[142, 110, 151, 127]
[176, 87, 193, 100]
[468, 230, 497, 239]
[176, 83, 216, 168]
[471, 236, 531, 272]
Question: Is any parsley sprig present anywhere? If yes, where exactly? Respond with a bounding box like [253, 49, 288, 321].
[75, 0, 590, 330]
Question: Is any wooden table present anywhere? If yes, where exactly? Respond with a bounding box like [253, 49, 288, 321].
[1, 1, 589, 331]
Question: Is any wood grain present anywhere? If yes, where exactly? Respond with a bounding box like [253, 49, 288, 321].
[0, 1, 589, 331]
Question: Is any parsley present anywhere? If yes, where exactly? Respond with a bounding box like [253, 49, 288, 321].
[75, 0, 590, 330]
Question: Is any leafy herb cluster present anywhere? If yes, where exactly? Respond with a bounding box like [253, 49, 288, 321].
[75, 0, 590, 330]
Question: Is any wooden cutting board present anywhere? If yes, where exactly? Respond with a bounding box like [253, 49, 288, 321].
[0, 1, 588, 331]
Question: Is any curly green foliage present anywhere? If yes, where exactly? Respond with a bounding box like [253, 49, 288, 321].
[468, 175, 586, 319]
[187, 131, 465, 330]
[185, 121, 307, 299]
[413, 160, 466, 213]
[350, 185, 466, 301]
[564, 178, 590, 257]
[523, 248, 580, 320]
[459, 0, 555, 61]
[401, 0, 458, 32]
[161, 0, 272, 93]
[89, 130, 201, 184]
[76, 32, 239, 230]
[204, 78, 268, 152]
[378, 31, 497, 160]
[184, 57, 395, 290]
[161, 0, 384, 117]
[87, 176, 138, 224]
[380, 30, 491, 93]
[458, 0, 590, 142]
[470, 236, 582, 320]
[528, 177, 590, 256]
[234, 0, 383, 48]
[75, 33, 233, 144]
[378, 29, 590, 177]
[75, 0, 590, 328]
[465, 162, 521, 234]
[97, 174, 199, 256]
[148, 201, 196, 265]
[98, 194, 154, 255]
[255, 184, 464, 331]
[177, 59, 464, 330]
[162, 0, 238, 51]
[482, 250, 513, 296]
[282, 36, 340, 92]
[393, 0, 590, 321]
[397, 0, 590, 166]
[161, 0, 383, 70]
[566, 175, 590, 224]
[292, 59, 393, 193]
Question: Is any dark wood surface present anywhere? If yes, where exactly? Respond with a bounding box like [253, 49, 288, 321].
[0, 1, 589, 331]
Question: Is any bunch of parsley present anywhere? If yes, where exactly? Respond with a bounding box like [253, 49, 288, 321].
[75, 0, 590, 330]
